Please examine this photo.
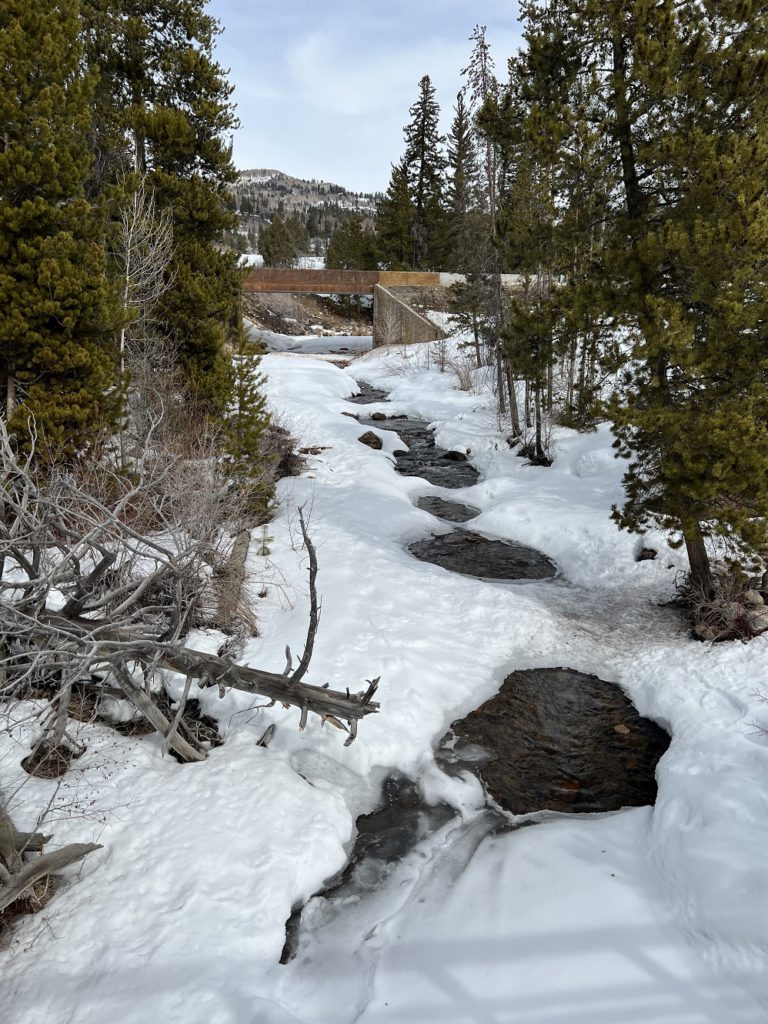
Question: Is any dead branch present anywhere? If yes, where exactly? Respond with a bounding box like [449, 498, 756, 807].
[291, 506, 319, 684]
[0, 416, 379, 768]
[111, 661, 206, 763]
[0, 802, 100, 917]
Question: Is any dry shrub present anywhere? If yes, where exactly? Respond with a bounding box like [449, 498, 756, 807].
[446, 352, 477, 392]
[680, 567, 768, 641]
[263, 417, 305, 480]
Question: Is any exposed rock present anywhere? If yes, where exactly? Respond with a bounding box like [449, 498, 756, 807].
[692, 623, 719, 642]
[442, 450, 468, 462]
[636, 547, 657, 562]
[358, 431, 383, 450]
[746, 611, 768, 634]
[722, 601, 743, 624]
[742, 589, 765, 606]
[341, 411, 359, 419]
[371, 411, 387, 421]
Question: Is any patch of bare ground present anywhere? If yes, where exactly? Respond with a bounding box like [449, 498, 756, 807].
[243, 292, 372, 336]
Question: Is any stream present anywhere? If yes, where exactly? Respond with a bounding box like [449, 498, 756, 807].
[280, 383, 671, 986]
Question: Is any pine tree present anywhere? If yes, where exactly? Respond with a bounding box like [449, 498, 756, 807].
[517, 0, 768, 587]
[259, 215, 299, 268]
[376, 160, 414, 270]
[284, 213, 309, 255]
[445, 91, 482, 273]
[326, 218, 378, 271]
[403, 75, 448, 270]
[225, 327, 272, 521]
[83, 0, 242, 416]
[0, 0, 121, 454]
[463, 28, 518, 425]
[462, 25, 499, 221]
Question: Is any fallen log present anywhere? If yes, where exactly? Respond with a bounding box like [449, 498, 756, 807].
[37, 611, 380, 735]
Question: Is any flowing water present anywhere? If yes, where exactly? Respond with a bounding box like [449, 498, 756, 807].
[282, 386, 669, 977]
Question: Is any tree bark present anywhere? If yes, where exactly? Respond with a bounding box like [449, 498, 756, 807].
[683, 523, 714, 595]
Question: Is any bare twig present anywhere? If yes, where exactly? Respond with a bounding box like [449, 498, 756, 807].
[290, 506, 320, 684]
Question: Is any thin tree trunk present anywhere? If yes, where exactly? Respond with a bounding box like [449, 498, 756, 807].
[567, 335, 578, 411]
[506, 366, 521, 435]
[496, 350, 507, 416]
[473, 314, 481, 367]
[684, 523, 714, 595]
[535, 386, 544, 463]
[6, 371, 16, 420]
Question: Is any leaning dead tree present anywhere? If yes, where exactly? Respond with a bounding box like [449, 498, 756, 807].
[0, 421, 379, 771]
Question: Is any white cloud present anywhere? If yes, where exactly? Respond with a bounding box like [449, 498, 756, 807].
[285, 27, 521, 121]
[214, 2, 523, 191]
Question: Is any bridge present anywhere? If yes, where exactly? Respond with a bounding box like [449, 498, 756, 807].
[242, 268, 456, 347]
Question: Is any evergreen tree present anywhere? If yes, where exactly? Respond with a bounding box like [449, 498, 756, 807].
[0, 0, 121, 454]
[484, 7, 612, 433]
[403, 75, 448, 269]
[225, 327, 272, 521]
[284, 213, 309, 255]
[462, 25, 499, 221]
[326, 218, 378, 271]
[517, 0, 768, 588]
[83, 0, 242, 416]
[376, 160, 413, 270]
[445, 91, 482, 273]
[259, 215, 299, 268]
[444, 91, 495, 367]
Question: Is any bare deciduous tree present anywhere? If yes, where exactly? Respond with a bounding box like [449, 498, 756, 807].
[113, 174, 175, 377]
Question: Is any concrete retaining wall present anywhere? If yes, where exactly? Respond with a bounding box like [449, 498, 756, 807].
[372, 285, 445, 347]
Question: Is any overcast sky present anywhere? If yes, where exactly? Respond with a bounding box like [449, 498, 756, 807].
[207, 0, 523, 193]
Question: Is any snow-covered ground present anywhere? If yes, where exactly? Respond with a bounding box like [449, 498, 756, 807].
[248, 324, 373, 356]
[239, 255, 326, 270]
[1, 335, 767, 1024]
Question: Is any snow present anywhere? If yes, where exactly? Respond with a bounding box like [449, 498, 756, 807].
[238, 252, 264, 267]
[1, 336, 767, 1023]
[238, 255, 325, 270]
[248, 323, 373, 355]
